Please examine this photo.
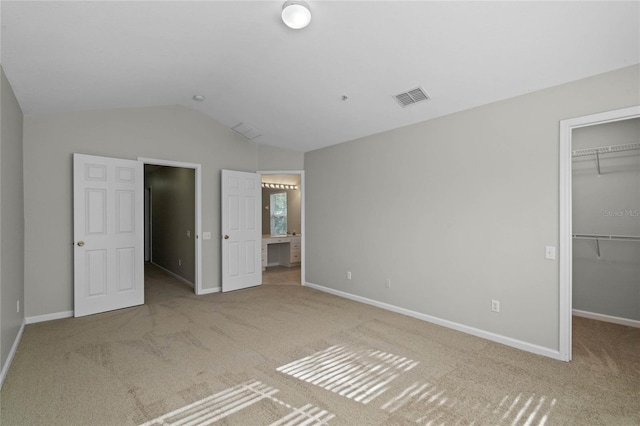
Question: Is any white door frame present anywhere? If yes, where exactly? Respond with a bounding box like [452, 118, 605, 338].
[144, 187, 152, 262]
[138, 157, 203, 295]
[259, 170, 305, 284]
[558, 105, 640, 362]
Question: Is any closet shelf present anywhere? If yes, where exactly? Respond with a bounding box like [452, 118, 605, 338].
[572, 234, 640, 258]
[571, 142, 640, 158]
[573, 234, 640, 241]
[572, 142, 639, 175]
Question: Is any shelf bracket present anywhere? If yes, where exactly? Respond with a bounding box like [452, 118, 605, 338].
[595, 237, 601, 259]
[595, 151, 602, 175]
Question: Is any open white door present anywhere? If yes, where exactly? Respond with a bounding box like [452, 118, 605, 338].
[221, 169, 262, 292]
[74, 153, 144, 317]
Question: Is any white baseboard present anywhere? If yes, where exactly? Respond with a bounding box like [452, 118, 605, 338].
[303, 281, 564, 361]
[573, 309, 640, 328]
[198, 286, 221, 295]
[151, 262, 194, 288]
[0, 319, 25, 389]
[25, 310, 74, 324]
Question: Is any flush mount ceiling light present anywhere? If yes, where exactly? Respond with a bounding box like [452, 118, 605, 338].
[281, 1, 311, 29]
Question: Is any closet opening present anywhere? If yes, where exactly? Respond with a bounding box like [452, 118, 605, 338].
[559, 106, 640, 362]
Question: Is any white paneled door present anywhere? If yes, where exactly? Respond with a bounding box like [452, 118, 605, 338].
[73, 154, 144, 317]
[221, 170, 262, 292]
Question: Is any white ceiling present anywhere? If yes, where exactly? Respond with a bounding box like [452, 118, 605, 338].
[2, 1, 639, 152]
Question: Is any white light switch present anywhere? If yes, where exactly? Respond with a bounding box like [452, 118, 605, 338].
[545, 246, 556, 260]
[203, 232, 211, 240]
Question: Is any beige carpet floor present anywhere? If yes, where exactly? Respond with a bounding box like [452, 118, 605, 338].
[1, 264, 638, 425]
[262, 266, 301, 286]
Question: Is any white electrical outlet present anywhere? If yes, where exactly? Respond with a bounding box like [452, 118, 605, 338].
[187, 230, 191, 238]
[203, 232, 211, 240]
[347, 271, 352, 280]
[385, 278, 391, 289]
[491, 299, 500, 312]
[179, 259, 182, 266]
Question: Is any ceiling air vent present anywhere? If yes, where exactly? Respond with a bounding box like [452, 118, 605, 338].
[394, 87, 430, 108]
[232, 122, 262, 140]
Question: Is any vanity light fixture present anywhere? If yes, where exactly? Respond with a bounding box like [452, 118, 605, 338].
[262, 182, 298, 190]
[281, 1, 311, 29]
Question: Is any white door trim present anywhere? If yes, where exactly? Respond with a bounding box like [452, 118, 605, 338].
[144, 187, 152, 262]
[258, 170, 305, 284]
[558, 105, 640, 362]
[138, 157, 203, 295]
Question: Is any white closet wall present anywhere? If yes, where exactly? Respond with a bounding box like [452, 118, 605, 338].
[572, 118, 640, 321]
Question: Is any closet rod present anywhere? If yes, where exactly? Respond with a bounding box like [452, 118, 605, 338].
[571, 142, 640, 158]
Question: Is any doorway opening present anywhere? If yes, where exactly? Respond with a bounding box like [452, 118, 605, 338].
[259, 170, 305, 286]
[558, 105, 640, 361]
[140, 157, 202, 294]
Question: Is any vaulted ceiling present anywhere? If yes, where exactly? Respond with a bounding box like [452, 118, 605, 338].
[2, 1, 639, 152]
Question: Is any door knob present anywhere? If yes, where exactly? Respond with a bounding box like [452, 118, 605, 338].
[224, 235, 229, 240]
[77, 241, 85, 247]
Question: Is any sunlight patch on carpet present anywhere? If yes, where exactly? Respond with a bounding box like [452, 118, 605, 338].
[270, 403, 335, 426]
[277, 345, 418, 404]
[140, 380, 334, 425]
[381, 381, 558, 425]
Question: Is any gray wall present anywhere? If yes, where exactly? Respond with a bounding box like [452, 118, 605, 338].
[1, 67, 25, 378]
[23, 105, 303, 317]
[572, 118, 640, 320]
[145, 165, 196, 284]
[304, 65, 640, 352]
[257, 144, 304, 171]
[287, 185, 302, 235]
